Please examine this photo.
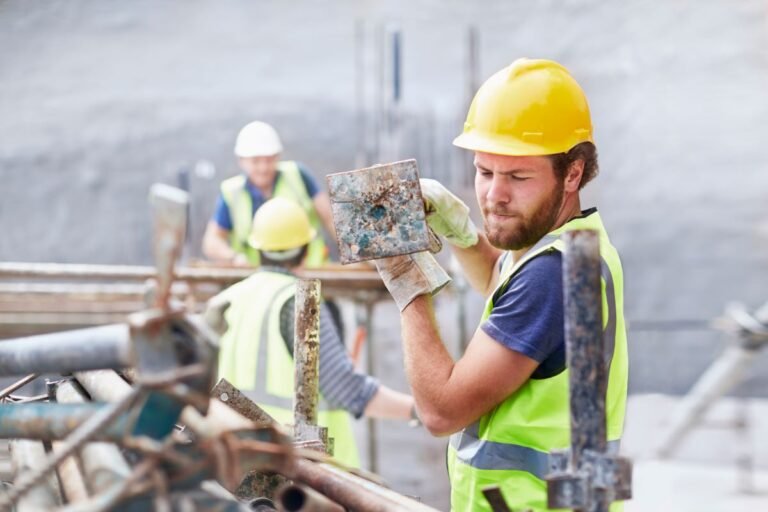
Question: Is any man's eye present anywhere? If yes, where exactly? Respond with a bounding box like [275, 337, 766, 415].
[511, 175, 529, 181]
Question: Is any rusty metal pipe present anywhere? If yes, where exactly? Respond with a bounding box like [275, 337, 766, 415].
[293, 459, 438, 512]
[277, 483, 344, 512]
[0, 324, 133, 377]
[55, 380, 133, 493]
[293, 279, 321, 428]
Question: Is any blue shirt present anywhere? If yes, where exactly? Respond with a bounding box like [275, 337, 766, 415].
[212, 162, 320, 230]
[480, 251, 566, 379]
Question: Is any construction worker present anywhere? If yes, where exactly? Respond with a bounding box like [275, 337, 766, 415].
[202, 120, 336, 267]
[374, 59, 628, 510]
[212, 197, 415, 468]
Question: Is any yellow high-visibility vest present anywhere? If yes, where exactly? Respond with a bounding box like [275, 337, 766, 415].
[447, 210, 627, 511]
[220, 161, 328, 267]
[216, 270, 359, 466]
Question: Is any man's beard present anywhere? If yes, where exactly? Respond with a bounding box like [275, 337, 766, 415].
[483, 185, 564, 251]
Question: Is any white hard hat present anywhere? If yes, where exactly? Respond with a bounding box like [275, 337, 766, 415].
[234, 121, 283, 157]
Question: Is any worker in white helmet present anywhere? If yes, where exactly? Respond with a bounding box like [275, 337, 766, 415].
[202, 120, 336, 267]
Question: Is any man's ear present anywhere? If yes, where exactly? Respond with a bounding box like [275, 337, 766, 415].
[564, 159, 585, 193]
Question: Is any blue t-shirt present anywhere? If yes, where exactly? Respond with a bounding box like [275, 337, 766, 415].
[212, 162, 320, 230]
[480, 251, 566, 379]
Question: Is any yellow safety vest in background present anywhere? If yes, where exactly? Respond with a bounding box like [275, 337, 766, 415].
[220, 161, 328, 267]
[447, 210, 628, 512]
[216, 270, 359, 467]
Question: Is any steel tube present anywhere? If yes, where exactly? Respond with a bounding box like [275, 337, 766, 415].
[56, 380, 133, 493]
[294, 279, 321, 427]
[293, 459, 438, 512]
[0, 324, 132, 377]
[277, 483, 344, 512]
[562, 230, 608, 512]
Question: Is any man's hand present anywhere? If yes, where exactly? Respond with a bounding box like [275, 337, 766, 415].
[374, 251, 451, 311]
[420, 179, 479, 249]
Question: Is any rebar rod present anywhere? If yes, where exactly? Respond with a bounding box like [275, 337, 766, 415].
[0, 374, 38, 400]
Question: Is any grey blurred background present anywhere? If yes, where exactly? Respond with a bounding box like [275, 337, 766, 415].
[2, 1, 768, 508]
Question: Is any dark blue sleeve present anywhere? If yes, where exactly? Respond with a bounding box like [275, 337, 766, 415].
[211, 193, 233, 230]
[297, 163, 320, 198]
[481, 251, 564, 364]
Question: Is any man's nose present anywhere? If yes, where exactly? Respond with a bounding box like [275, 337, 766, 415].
[486, 175, 510, 204]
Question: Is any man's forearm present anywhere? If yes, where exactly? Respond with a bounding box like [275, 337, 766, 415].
[400, 295, 457, 435]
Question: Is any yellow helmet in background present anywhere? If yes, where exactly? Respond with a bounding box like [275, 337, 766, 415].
[248, 197, 316, 252]
[453, 58, 593, 156]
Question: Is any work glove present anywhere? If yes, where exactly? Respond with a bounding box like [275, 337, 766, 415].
[420, 178, 479, 249]
[374, 251, 451, 312]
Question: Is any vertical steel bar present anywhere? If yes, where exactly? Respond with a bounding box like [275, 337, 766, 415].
[562, 230, 608, 512]
[294, 279, 321, 427]
[364, 300, 379, 473]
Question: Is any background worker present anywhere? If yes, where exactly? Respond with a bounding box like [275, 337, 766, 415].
[212, 197, 415, 468]
[202, 120, 336, 267]
[374, 59, 628, 511]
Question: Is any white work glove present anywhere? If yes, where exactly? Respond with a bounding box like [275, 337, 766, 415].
[374, 251, 452, 312]
[420, 179, 479, 249]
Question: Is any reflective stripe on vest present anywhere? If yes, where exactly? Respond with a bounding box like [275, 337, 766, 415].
[450, 421, 621, 479]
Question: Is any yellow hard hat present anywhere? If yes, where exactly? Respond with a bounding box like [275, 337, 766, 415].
[248, 197, 316, 251]
[453, 58, 593, 156]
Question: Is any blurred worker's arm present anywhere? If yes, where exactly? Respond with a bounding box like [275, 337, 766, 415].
[201, 194, 248, 264]
[420, 179, 502, 296]
[282, 301, 412, 421]
[312, 191, 337, 242]
[363, 384, 413, 420]
[202, 221, 241, 263]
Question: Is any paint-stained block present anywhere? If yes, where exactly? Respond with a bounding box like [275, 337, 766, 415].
[327, 159, 430, 264]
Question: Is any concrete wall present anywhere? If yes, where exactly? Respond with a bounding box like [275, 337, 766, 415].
[2, 0, 768, 416]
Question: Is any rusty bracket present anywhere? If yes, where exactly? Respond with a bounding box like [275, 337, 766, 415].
[547, 449, 632, 509]
[327, 159, 431, 264]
